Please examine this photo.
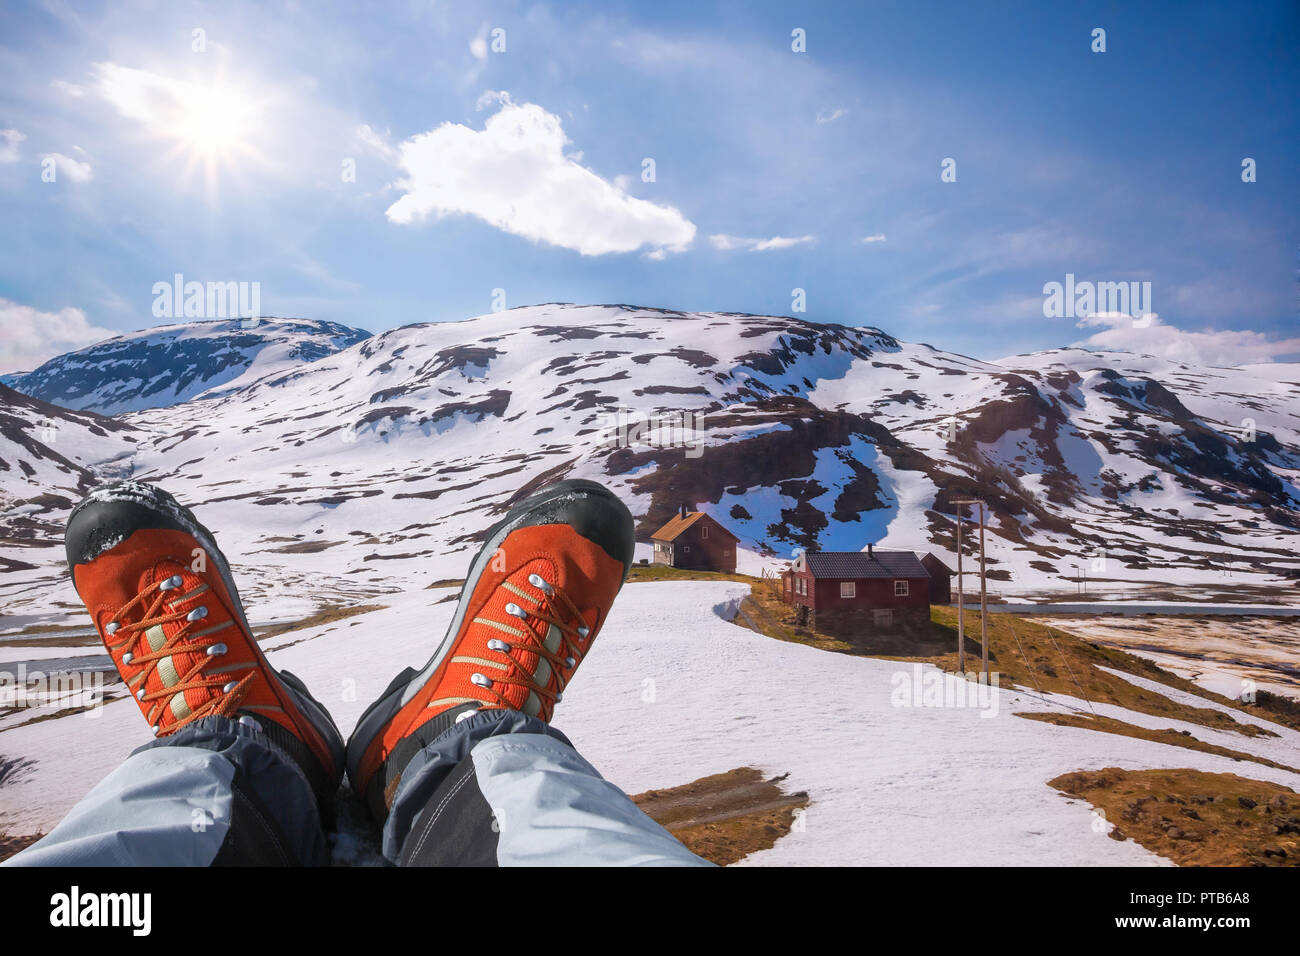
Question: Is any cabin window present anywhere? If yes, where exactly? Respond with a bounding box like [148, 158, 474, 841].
[681, 545, 690, 553]
[701, 525, 709, 539]
[840, 581, 856, 599]
[894, 580, 909, 597]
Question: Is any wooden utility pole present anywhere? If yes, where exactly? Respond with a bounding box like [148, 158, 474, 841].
[979, 503, 988, 678]
[955, 504, 965, 672]
[953, 498, 988, 676]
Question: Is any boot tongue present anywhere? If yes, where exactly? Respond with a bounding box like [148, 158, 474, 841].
[135, 565, 221, 728]
[494, 562, 568, 716]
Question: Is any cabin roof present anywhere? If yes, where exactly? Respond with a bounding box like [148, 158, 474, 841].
[650, 511, 740, 542]
[799, 550, 930, 579]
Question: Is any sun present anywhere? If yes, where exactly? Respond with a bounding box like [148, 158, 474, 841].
[152, 76, 267, 195]
[175, 84, 258, 156]
[167, 80, 263, 182]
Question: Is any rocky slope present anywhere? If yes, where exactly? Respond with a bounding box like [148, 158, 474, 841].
[1, 305, 1297, 621]
[3, 317, 371, 414]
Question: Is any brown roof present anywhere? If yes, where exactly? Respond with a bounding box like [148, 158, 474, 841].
[650, 511, 739, 542]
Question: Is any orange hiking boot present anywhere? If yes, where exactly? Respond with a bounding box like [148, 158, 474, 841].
[347, 478, 634, 820]
[65, 480, 345, 800]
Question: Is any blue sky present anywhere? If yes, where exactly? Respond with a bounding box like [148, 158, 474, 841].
[0, 0, 1296, 373]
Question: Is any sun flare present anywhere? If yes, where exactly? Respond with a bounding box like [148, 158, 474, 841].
[174, 84, 258, 157]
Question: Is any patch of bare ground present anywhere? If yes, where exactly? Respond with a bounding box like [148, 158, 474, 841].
[0, 603, 391, 649]
[258, 539, 346, 554]
[1029, 613, 1300, 725]
[1020, 712, 1300, 774]
[736, 580, 1276, 740]
[1051, 768, 1300, 866]
[625, 564, 758, 584]
[0, 625, 102, 648]
[254, 603, 388, 643]
[1245, 690, 1300, 732]
[0, 832, 43, 863]
[424, 578, 464, 590]
[0, 693, 129, 735]
[0, 621, 85, 637]
[631, 767, 809, 866]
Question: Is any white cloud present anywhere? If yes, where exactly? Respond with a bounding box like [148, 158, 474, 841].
[710, 234, 816, 252]
[475, 89, 511, 111]
[383, 96, 696, 257]
[355, 124, 398, 162]
[469, 23, 490, 61]
[816, 107, 847, 125]
[91, 62, 266, 174]
[1073, 313, 1300, 367]
[42, 152, 93, 182]
[0, 299, 116, 374]
[94, 62, 189, 128]
[0, 129, 25, 163]
[861, 233, 886, 243]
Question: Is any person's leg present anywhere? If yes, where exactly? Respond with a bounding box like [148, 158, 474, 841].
[7, 479, 345, 867]
[6, 715, 327, 866]
[347, 479, 711, 867]
[384, 708, 709, 866]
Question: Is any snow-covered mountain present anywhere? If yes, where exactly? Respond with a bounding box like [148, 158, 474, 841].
[3, 317, 371, 415]
[1, 305, 1297, 619]
[0, 384, 139, 573]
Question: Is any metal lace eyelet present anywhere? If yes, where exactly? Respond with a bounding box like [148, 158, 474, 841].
[206, 643, 227, 656]
[471, 673, 493, 688]
[186, 606, 208, 622]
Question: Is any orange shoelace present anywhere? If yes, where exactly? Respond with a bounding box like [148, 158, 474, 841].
[105, 574, 253, 735]
[462, 573, 594, 719]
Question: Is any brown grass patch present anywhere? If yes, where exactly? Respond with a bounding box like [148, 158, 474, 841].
[0, 832, 44, 863]
[1050, 767, 1300, 866]
[632, 766, 809, 866]
[1020, 712, 1300, 774]
[733, 580, 1275, 742]
[254, 603, 387, 642]
[625, 564, 757, 584]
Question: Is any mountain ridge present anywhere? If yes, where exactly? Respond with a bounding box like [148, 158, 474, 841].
[1, 305, 1297, 621]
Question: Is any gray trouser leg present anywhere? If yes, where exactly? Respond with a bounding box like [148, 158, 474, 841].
[3, 716, 327, 867]
[387, 709, 712, 867]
